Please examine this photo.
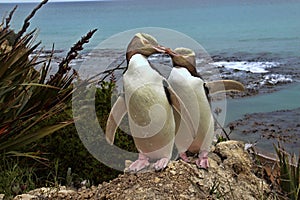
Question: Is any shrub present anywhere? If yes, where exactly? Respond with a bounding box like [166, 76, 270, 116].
[24, 81, 136, 187]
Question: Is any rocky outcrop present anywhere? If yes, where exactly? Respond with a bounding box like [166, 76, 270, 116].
[13, 141, 276, 199]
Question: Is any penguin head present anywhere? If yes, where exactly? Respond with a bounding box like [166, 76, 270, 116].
[126, 33, 159, 65]
[172, 47, 202, 78]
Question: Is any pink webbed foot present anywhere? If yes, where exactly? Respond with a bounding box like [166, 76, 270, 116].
[179, 152, 190, 163]
[195, 151, 209, 169]
[128, 154, 150, 172]
[153, 157, 169, 171]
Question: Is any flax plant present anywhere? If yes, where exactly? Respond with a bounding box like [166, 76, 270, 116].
[275, 144, 300, 200]
[0, 1, 96, 153]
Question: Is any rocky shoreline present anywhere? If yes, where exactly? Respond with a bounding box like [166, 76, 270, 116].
[35, 49, 299, 99]
[11, 141, 282, 200]
[208, 54, 300, 156]
[211, 54, 299, 98]
[228, 107, 300, 156]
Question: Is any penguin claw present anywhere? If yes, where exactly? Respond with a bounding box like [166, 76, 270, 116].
[153, 157, 169, 171]
[179, 152, 190, 163]
[195, 157, 209, 169]
[128, 154, 150, 172]
[196, 151, 209, 169]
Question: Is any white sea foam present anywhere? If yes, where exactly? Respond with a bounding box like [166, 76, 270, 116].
[245, 74, 293, 89]
[261, 74, 293, 85]
[212, 61, 280, 73]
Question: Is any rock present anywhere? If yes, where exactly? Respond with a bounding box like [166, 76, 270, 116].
[13, 186, 78, 199]
[214, 140, 252, 174]
[58, 189, 76, 198]
[91, 140, 274, 199]
[14, 140, 276, 199]
[154, 177, 161, 183]
[169, 170, 176, 175]
[13, 194, 38, 200]
[25, 187, 59, 199]
[207, 141, 273, 199]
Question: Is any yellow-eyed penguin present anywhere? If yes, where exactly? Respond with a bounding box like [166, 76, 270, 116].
[105, 34, 195, 172]
[168, 48, 245, 168]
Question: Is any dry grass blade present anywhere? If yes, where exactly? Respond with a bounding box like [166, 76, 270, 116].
[58, 29, 97, 72]
[5, 5, 18, 29]
[14, 0, 48, 45]
[20, 83, 60, 90]
[97, 59, 126, 83]
[39, 43, 55, 84]
[6, 151, 49, 166]
[0, 122, 73, 152]
[48, 29, 97, 86]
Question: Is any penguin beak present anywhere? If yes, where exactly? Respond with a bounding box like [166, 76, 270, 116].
[126, 33, 199, 77]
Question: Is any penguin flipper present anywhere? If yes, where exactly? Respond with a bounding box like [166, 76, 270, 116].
[163, 80, 196, 138]
[105, 95, 127, 145]
[205, 80, 245, 95]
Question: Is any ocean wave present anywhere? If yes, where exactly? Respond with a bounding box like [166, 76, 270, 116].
[211, 61, 280, 73]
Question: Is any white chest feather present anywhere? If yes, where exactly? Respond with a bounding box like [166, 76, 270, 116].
[169, 67, 214, 153]
[123, 54, 174, 139]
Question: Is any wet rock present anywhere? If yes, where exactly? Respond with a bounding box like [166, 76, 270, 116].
[228, 108, 300, 154]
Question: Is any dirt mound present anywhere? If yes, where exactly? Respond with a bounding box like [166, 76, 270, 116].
[14, 141, 276, 200]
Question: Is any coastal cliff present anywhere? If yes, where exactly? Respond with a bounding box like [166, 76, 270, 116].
[13, 141, 278, 200]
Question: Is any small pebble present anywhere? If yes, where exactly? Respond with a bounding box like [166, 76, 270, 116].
[169, 170, 176, 175]
[154, 177, 160, 183]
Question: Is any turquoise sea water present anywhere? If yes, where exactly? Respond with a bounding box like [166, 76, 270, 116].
[226, 83, 300, 124]
[1, 0, 300, 56]
[1, 0, 299, 152]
